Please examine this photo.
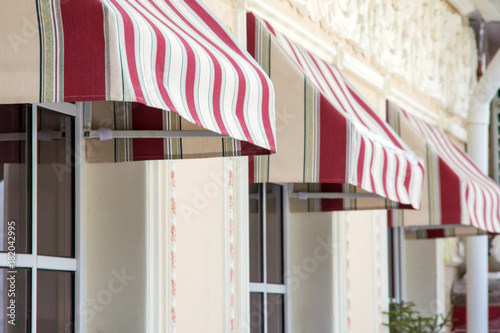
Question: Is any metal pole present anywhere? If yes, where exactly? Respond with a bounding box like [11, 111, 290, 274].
[466, 107, 490, 333]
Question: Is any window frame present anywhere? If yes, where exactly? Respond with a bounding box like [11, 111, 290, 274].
[0, 102, 85, 333]
[388, 225, 405, 302]
[248, 182, 290, 333]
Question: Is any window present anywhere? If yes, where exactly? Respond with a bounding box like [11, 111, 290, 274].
[249, 183, 286, 333]
[0, 103, 81, 333]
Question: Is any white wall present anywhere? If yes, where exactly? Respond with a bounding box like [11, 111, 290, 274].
[289, 212, 334, 332]
[404, 239, 445, 318]
[347, 210, 389, 333]
[85, 162, 148, 333]
[175, 157, 227, 333]
[288, 210, 389, 333]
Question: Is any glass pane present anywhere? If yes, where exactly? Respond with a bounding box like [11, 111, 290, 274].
[37, 270, 74, 332]
[249, 292, 264, 333]
[267, 294, 285, 333]
[0, 268, 31, 332]
[249, 184, 263, 283]
[37, 107, 74, 257]
[0, 104, 31, 254]
[266, 184, 283, 284]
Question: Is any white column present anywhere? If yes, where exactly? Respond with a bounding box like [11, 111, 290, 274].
[466, 107, 490, 333]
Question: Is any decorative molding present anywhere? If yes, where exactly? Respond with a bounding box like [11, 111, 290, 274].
[332, 212, 350, 333]
[284, 0, 477, 118]
[372, 211, 387, 333]
[233, 157, 251, 332]
[147, 160, 171, 333]
[168, 162, 177, 333]
[224, 157, 237, 332]
[249, 0, 469, 142]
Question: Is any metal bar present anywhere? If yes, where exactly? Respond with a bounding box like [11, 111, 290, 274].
[82, 102, 92, 131]
[290, 192, 382, 199]
[282, 184, 291, 333]
[33, 102, 77, 117]
[0, 131, 66, 142]
[75, 102, 87, 333]
[37, 256, 77, 271]
[31, 104, 38, 333]
[262, 184, 268, 333]
[0, 253, 36, 268]
[405, 224, 479, 231]
[84, 129, 228, 139]
[249, 283, 287, 294]
[0, 133, 27, 141]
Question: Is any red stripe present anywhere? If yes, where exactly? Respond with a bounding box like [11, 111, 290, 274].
[139, 0, 229, 132]
[319, 94, 347, 182]
[109, 0, 146, 102]
[60, 0, 106, 100]
[320, 183, 345, 211]
[346, 85, 404, 150]
[357, 139, 366, 188]
[367, 140, 376, 193]
[308, 54, 352, 115]
[381, 149, 389, 198]
[482, 191, 492, 232]
[248, 154, 255, 183]
[183, 6, 275, 151]
[247, 13, 256, 59]
[166, 2, 248, 142]
[403, 160, 412, 200]
[439, 158, 461, 225]
[131, 103, 165, 160]
[393, 155, 402, 204]
[426, 229, 445, 238]
[125, 0, 177, 112]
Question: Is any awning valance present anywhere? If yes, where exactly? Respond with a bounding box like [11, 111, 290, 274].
[1, 0, 276, 160]
[247, 13, 424, 209]
[388, 101, 500, 234]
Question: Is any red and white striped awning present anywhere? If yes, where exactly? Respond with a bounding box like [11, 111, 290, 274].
[0, 0, 276, 160]
[388, 102, 500, 233]
[247, 14, 424, 209]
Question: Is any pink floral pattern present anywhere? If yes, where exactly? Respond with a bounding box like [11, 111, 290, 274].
[228, 158, 236, 332]
[170, 164, 177, 331]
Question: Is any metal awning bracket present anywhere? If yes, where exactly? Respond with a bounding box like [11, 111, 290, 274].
[83, 129, 229, 140]
[290, 191, 382, 200]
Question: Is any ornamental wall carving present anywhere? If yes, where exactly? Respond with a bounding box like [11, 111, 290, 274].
[286, 0, 477, 117]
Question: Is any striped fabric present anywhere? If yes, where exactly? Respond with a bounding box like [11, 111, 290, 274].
[388, 101, 500, 233]
[87, 101, 265, 162]
[1, 0, 276, 159]
[403, 227, 486, 240]
[247, 14, 424, 209]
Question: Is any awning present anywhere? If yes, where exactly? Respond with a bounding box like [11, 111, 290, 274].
[247, 13, 424, 209]
[387, 101, 500, 234]
[1, 0, 276, 161]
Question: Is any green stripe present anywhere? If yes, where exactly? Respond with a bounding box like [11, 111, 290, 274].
[114, 102, 128, 162]
[36, 1, 43, 102]
[39, 0, 56, 102]
[303, 80, 317, 182]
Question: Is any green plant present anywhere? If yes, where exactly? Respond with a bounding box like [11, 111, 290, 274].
[383, 301, 453, 333]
